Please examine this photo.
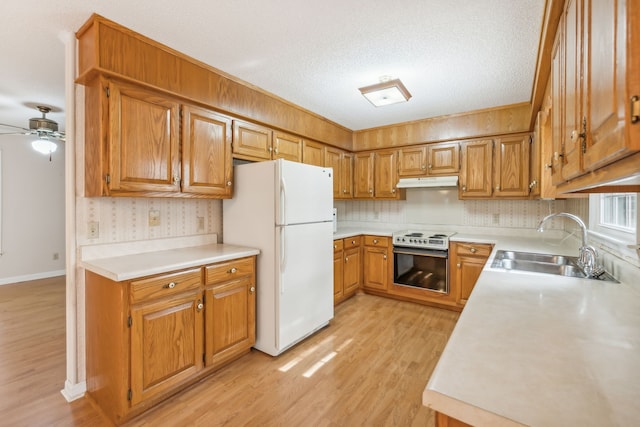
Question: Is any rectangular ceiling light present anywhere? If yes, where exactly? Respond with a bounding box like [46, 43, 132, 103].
[359, 78, 412, 107]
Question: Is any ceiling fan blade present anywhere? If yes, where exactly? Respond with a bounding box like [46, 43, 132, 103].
[0, 122, 31, 132]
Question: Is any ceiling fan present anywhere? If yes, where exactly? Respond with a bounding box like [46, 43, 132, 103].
[0, 105, 66, 142]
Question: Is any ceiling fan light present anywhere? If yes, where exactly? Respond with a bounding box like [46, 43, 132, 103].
[358, 78, 412, 107]
[31, 138, 57, 155]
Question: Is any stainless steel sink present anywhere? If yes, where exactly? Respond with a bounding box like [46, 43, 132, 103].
[491, 250, 618, 282]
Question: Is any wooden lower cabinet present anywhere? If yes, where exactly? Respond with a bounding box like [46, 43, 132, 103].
[333, 237, 361, 304]
[362, 236, 391, 292]
[85, 256, 256, 425]
[450, 242, 493, 305]
[435, 411, 473, 427]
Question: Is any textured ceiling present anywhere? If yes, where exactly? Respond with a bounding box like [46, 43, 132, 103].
[0, 0, 545, 135]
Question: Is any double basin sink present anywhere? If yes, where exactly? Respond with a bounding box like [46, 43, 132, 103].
[491, 250, 618, 282]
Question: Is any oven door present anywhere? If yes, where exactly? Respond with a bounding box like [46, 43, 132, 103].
[393, 247, 449, 294]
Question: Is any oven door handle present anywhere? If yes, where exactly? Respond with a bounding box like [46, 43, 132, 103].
[392, 247, 449, 258]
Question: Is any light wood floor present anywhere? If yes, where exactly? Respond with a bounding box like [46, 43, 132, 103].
[0, 276, 459, 426]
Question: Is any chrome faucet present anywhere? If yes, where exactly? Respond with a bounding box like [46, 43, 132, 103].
[536, 212, 602, 277]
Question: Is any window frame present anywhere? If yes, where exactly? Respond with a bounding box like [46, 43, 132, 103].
[588, 193, 639, 245]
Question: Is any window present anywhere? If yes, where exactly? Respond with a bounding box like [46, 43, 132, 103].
[589, 193, 639, 244]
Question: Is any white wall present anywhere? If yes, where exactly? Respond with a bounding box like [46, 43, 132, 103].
[0, 135, 66, 284]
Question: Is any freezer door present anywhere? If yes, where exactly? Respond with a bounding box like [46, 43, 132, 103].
[276, 221, 334, 352]
[275, 159, 333, 225]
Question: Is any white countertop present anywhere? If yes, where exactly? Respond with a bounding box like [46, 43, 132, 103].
[422, 234, 640, 427]
[333, 227, 392, 239]
[80, 243, 260, 281]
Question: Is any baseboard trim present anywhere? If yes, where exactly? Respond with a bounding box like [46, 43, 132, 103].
[0, 270, 66, 286]
[61, 380, 86, 402]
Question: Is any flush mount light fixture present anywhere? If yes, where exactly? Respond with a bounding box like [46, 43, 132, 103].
[358, 76, 412, 107]
[31, 137, 57, 155]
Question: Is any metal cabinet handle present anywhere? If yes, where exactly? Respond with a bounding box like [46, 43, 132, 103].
[228, 267, 238, 274]
[163, 282, 177, 289]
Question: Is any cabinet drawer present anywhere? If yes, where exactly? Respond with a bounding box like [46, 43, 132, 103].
[343, 236, 362, 249]
[130, 268, 202, 303]
[364, 235, 389, 246]
[333, 239, 344, 252]
[205, 257, 254, 284]
[454, 242, 493, 257]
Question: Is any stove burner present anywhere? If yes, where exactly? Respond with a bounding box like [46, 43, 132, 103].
[430, 234, 447, 238]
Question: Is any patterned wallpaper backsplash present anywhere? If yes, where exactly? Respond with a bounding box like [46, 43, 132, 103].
[335, 189, 567, 230]
[76, 197, 223, 245]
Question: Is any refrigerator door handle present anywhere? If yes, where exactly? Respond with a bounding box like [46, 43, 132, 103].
[280, 226, 287, 294]
[279, 177, 287, 225]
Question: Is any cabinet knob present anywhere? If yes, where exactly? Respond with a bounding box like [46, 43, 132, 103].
[197, 300, 204, 311]
[373, 239, 378, 244]
[343, 189, 347, 193]
[383, 255, 387, 260]
[428, 164, 433, 169]
[470, 247, 477, 254]
[274, 147, 279, 154]
[369, 188, 373, 194]
[495, 186, 500, 191]
[462, 185, 467, 192]
[228, 267, 238, 274]
[391, 188, 396, 193]
[345, 257, 348, 262]
[334, 244, 337, 249]
[163, 281, 177, 289]
[352, 240, 356, 245]
[457, 262, 461, 268]
[227, 181, 232, 186]
[421, 164, 426, 170]
[268, 146, 273, 152]
[250, 286, 255, 293]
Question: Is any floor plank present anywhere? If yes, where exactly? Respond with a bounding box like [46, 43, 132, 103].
[0, 277, 458, 426]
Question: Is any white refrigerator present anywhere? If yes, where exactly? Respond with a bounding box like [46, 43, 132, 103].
[223, 159, 334, 356]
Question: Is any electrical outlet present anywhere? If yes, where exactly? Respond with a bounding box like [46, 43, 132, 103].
[88, 221, 99, 239]
[53, 253, 59, 261]
[492, 213, 500, 224]
[197, 216, 205, 232]
[149, 210, 160, 227]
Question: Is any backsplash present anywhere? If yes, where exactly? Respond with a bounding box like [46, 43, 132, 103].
[76, 197, 223, 245]
[335, 189, 566, 230]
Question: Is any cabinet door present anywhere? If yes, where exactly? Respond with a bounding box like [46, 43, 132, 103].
[374, 150, 399, 198]
[108, 81, 180, 194]
[561, 0, 584, 181]
[363, 246, 388, 291]
[459, 140, 493, 198]
[354, 152, 375, 198]
[454, 255, 486, 305]
[273, 132, 302, 162]
[232, 120, 273, 161]
[333, 246, 344, 303]
[493, 134, 530, 198]
[325, 147, 343, 198]
[398, 146, 427, 177]
[182, 105, 233, 197]
[582, 0, 640, 170]
[343, 246, 361, 296]
[340, 153, 354, 198]
[130, 291, 203, 405]
[204, 276, 255, 368]
[303, 139, 325, 166]
[551, 28, 566, 186]
[427, 142, 460, 175]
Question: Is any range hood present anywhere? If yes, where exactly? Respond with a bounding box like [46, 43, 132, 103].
[396, 176, 459, 189]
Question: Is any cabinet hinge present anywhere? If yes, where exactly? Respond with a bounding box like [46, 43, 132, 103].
[631, 96, 640, 124]
[127, 316, 132, 327]
[105, 174, 111, 185]
[105, 86, 110, 98]
[581, 116, 587, 154]
[203, 353, 206, 364]
[127, 389, 132, 401]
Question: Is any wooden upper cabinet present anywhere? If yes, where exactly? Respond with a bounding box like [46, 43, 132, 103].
[398, 142, 460, 177]
[107, 80, 181, 194]
[427, 142, 460, 175]
[398, 146, 427, 177]
[550, 27, 566, 186]
[374, 150, 400, 198]
[182, 106, 233, 197]
[459, 139, 493, 198]
[354, 152, 375, 198]
[582, 0, 640, 171]
[324, 146, 353, 199]
[493, 134, 530, 198]
[273, 131, 302, 162]
[302, 139, 325, 166]
[232, 120, 273, 161]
